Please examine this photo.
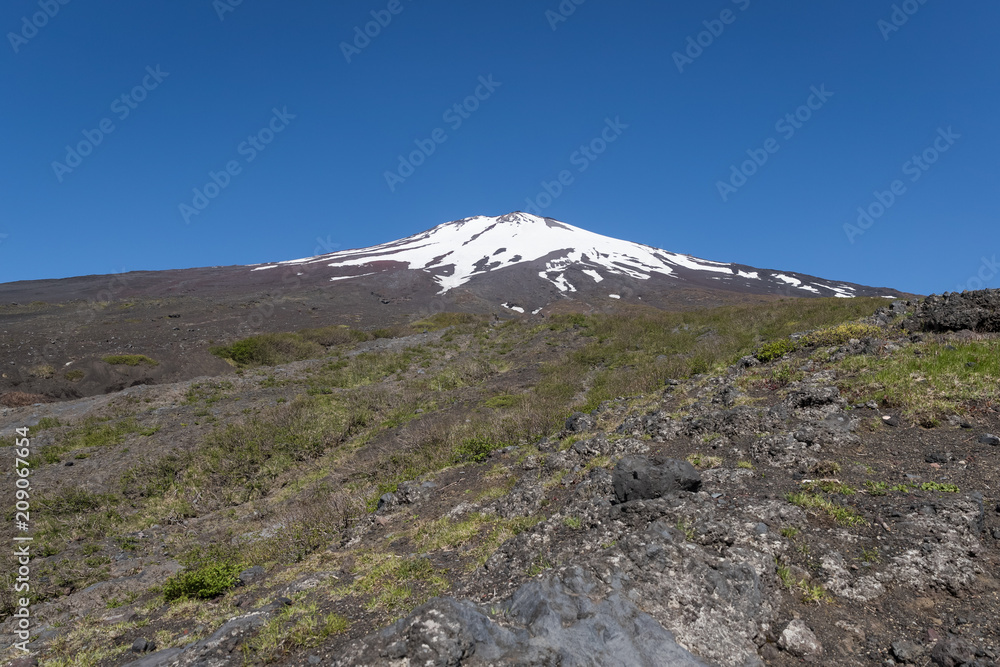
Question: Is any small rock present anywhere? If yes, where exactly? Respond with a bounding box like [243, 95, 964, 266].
[925, 453, 949, 464]
[992, 528, 1000, 540]
[376, 492, 397, 512]
[754, 522, 768, 535]
[930, 634, 979, 667]
[978, 433, 1000, 446]
[760, 643, 780, 662]
[308, 656, 321, 665]
[779, 619, 823, 657]
[882, 415, 900, 427]
[238, 566, 265, 586]
[131, 637, 156, 653]
[891, 639, 924, 662]
[565, 412, 595, 433]
[64, 461, 74, 466]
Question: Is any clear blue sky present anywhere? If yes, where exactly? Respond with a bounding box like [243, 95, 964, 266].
[2, 1, 997, 294]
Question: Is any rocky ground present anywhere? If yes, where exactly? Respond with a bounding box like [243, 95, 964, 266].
[0, 293, 998, 666]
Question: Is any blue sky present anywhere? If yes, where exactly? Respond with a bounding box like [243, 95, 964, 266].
[1, 1, 997, 294]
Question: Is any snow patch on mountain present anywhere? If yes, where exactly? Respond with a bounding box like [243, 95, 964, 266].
[247, 212, 898, 300]
[253, 212, 737, 295]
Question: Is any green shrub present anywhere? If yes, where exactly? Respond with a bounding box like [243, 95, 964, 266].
[455, 436, 503, 463]
[755, 339, 795, 362]
[102, 354, 158, 367]
[210, 333, 323, 367]
[34, 417, 62, 430]
[800, 323, 883, 347]
[65, 369, 85, 382]
[120, 454, 186, 499]
[162, 561, 242, 601]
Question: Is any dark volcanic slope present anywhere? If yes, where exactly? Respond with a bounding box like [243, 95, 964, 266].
[0, 212, 911, 402]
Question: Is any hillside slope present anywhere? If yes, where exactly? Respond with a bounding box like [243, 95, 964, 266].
[0, 294, 997, 666]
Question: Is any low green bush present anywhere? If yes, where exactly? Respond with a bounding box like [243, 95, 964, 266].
[755, 339, 795, 362]
[162, 561, 242, 601]
[800, 323, 883, 347]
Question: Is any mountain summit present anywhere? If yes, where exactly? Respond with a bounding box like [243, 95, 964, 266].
[250, 212, 902, 307]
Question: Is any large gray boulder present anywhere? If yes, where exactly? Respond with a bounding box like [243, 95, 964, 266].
[332, 566, 711, 666]
[612, 455, 702, 503]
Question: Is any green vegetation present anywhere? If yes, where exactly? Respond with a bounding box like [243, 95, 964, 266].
[65, 369, 85, 381]
[756, 339, 795, 362]
[786, 492, 867, 527]
[558, 298, 886, 410]
[244, 601, 350, 662]
[837, 340, 1000, 424]
[864, 480, 889, 496]
[35, 417, 157, 465]
[802, 481, 855, 496]
[34, 416, 62, 430]
[102, 354, 159, 367]
[210, 314, 481, 368]
[210, 333, 325, 367]
[162, 561, 243, 601]
[800, 323, 883, 347]
[686, 453, 722, 469]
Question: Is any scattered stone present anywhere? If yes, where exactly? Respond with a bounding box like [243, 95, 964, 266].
[930, 634, 981, 667]
[565, 411, 595, 432]
[978, 434, 1000, 446]
[376, 492, 397, 512]
[882, 415, 900, 427]
[333, 567, 710, 666]
[611, 455, 702, 503]
[891, 639, 924, 662]
[131, 638, 156, 654]
[778, 619, 823, 657]
[926, 453, 949, 464]
[237, 566, 265, 586]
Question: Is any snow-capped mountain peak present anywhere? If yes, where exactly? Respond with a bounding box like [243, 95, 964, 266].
[249, 212, 895, 301]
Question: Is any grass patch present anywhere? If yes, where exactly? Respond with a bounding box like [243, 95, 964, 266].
[163, 561, 242, 602]
[786, 492, 867, 527]
[686, 453, 723, 469]
[837, 340, 1000, 424]
[210, 333, 323, 367]
[102, 354, 158, 367]
[244, 601, 349, 662]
